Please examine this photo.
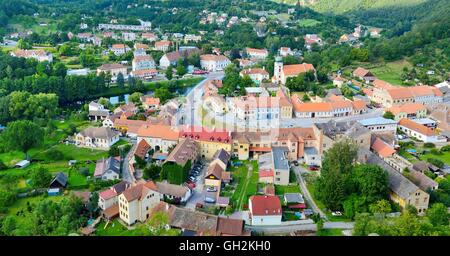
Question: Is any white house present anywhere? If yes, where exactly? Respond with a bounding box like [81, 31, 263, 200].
[75, 127, 120, 150]
[249, 195, 282, 226]
[398, 118, 446, 143]
[132, 55, 155, 71]
[358, 117, 398, 134]
[118, 181, 160, 225]
[94, 156, 121, 181]
[200, 54, 231, 72]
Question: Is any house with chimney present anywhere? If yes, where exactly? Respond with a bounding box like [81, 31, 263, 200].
[249, 195, 282, 226]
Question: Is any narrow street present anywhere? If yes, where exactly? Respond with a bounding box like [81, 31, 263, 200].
[121, 138, 137, 184]
[292, 165, 326, 219]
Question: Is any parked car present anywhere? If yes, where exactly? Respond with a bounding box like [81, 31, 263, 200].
[204, 197, 216, 203]
[292, 161, 299, 166]
[206, 186, 217, 192]
[332, 211, 342, 216]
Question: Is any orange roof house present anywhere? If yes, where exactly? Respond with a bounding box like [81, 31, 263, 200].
[371, 137, 396, 158]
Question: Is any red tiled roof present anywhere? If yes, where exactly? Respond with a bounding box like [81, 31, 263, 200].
[371, 137, 396, 158]
[249, 195, 282, 216]
[134, 139, 151, 159]
[137, 124, 180, 140]
[179, 126, 231, 143]
[99, 189, 117, 200]
[399, 118, 437, 136]
[259, 169, 274, 178]
[283, 63, 315, 76]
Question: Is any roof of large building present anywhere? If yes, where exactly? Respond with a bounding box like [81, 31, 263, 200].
[133, 55, 154, 62]
[373, 79, 394, 90]
[137, 124, 180, 140]
[272, 147, 289, 170]
[213, 149, 231, 167]
[316, 120, 370, 139]
[165, 138, 198, 166]
[408, 170, 438, 191]
[206, 162, 225, 180]
[134, 139, 151, 159]
[121, 181, 157, 202]
[200, 54, 230, 62]
[78, 127, 119, 140]
[387, 103, 426, 115]
[216, 217, 247, 236]
[179, 126, 231, 143]
[283, 63, 315, 76]
[97, 63, 126, 71]
[249, 195, 282, 216]
[358, 117, 398, 126]
[240, 68, 269, 76]
[94, 156, 120, 177]
[361, 149, 422, 200]
[398, 118, 437, 136]
[371, 137, 396, 158]
[155, 181, 190, 198]
[245, 47, 268, 55]
[114, 117, 149, 134]
[353, 67, 372, 78]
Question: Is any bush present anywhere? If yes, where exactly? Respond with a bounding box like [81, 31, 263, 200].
[427, 158, 444, 168]
[430, 148, 442, 155]
[78, 167, 89, 176]
[440, 145, 450, 152]
[45, 148, 65, 161]
[424, 143, 436, 148]
[0, 160, 7, 170]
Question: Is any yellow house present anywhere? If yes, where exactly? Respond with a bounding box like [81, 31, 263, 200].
[118, 181, 160, 225]
[386, 103, 427, 121]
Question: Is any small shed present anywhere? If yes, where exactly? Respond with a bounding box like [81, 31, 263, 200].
[48, 188, 60, 196]
[15, 160, 30, 169]
[50, 172, 68, 188]
[284, 193, 305, 204]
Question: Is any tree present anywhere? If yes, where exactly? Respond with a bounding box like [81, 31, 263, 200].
[165, 66, 173, 80]
[30, 167, 52, 188]
[116, 72, 125, 89]
[316, 139, 358, 210]
[426, 203, 449, 226]
[383, 111, 395, 120]
[45, 148, 64, 161]
[1, 216, 17, 236]
[129, 92, 143, 104]
[86, 192, 99, 218]
[1, 120, 44, 159]
[144, 164, 162, 180]
[176, 59, 187, 76]
[369, 199, 392, 215]
[154, 87, 172, 104]
[17, 38, 31, 49]
[0, 160, 7, 170]
[352, 164, 389, 203]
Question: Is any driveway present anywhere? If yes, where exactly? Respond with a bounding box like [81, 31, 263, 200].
[121, 138, 137, 183]
[291, 165, 326, 219]
[185, 161, 208, 209]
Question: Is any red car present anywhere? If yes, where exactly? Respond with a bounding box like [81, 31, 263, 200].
[309, 165, 319, 171]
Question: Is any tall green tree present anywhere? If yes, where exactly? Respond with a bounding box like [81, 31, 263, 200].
[30, 167, 52, 188]
[1, 120, 44, 159]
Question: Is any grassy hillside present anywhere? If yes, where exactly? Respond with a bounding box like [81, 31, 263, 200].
[275, 0, 427, 13]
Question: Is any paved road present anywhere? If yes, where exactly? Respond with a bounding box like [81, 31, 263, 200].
[247, 221, 354, 234]
[185, 162, 208, 210]
[121, 138, 137, 184]
[292, 165, 326, 219]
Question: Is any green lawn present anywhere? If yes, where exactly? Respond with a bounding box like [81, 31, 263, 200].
[275, 184, 301, 195]
[0, 151, 26, 167]
[94, 219, 180, 236]
[316, 228, 344, 236]
[5, 195, 64, 228]
[298, 19, 322, 27]
[367, 60, 413, 85]
[420, 152, 450, 165]
[230, 160, 259, 211]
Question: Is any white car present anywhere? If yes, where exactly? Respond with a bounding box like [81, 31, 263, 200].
[332, 211, 342, 216]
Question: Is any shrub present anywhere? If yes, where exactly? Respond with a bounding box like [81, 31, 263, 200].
[427, 158, 444, 168]
[424, 143, 436, 148]
[45, 148, 64, 161]
[430, 148, 442, 155]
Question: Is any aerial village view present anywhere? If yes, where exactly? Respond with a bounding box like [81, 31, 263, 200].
[0, 0, 449, 237]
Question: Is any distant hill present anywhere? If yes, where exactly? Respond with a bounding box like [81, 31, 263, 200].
[275, 0, 427, 13]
